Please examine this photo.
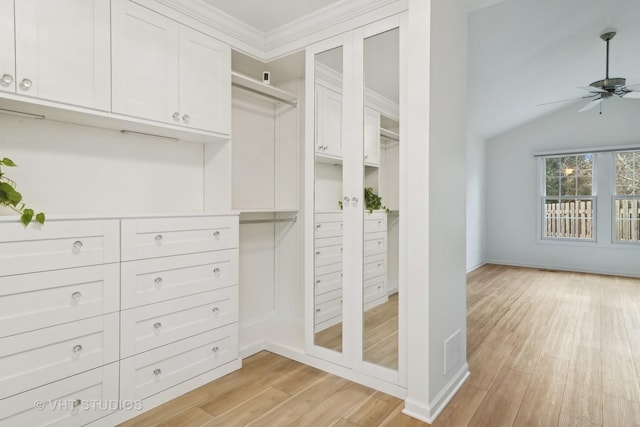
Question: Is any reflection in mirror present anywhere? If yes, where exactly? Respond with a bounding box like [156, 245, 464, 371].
[363, 28, 399, 370]
[314, 46, 344, 352]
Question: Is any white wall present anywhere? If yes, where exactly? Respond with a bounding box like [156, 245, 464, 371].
[0, 114, 204, 215]
[486, 99, 640, 277]
[466, 132, 486, 271]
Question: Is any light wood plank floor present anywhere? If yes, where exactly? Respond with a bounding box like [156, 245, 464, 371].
[120, 265, 640, 426]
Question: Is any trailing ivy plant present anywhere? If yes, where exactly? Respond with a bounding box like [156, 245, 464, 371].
[0, 157, 45, 226]
[338, 187, 391, 214]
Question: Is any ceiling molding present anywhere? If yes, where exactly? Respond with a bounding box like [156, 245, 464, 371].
[465, 0, 508, 13]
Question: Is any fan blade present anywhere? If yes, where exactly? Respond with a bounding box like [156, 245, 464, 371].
[578, 97, 603, 112]
[623, 91, 640, 99]
[578, 86, 607, 93]
[625, 83, 640, 89]
[537, 94, 598, 107]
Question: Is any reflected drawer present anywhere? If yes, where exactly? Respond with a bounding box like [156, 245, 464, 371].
[121, 249, 238, 309]
[314, 243, 342, 267]
[120, 323, 238, 402]
[363, 232, 386, 257]
[0, 220, 119, 276]
[364, 254, 386, 280]
[364, 277, 386, 306]
[121, 216, 239, 261]
[0, 264, 120, 338]
[0, 314, 119, 400]
[121, 286, 238, 358]
[364, 212, 386, 233]
[314, 219, 343, 239]
[315, 262, 342, 277]
[314, 289, 342, 325]
[314, 269, 342, 296]
[0, 362, 119, 427]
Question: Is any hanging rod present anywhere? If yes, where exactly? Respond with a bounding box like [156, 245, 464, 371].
[231, 72, 298, 107]
[239, 216, 297, 225]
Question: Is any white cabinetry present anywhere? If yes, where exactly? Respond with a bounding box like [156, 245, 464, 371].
[10, 0, 111, 110]
[0, 0, 15, 94]
[315, 84, 343, 160]
[112, 0, 231, 134]
[364, 106, 381, 167]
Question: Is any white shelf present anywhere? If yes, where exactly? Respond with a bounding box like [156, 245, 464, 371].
[238, 209, 298, 214]
[380, 127, 399, 141]
[231, 72, 298, 106]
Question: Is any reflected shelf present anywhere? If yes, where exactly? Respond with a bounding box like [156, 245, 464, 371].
[231, 71, 298, 107]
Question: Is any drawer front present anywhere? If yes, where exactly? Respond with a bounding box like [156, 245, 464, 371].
[0, 220, 119, 276]
[314, 220, 343, 239]
[0, 362, 119, 427]
[314, 243, 342, 267]
[364, 277, 386, 305]
[0, 264, 120, 338]
[364, 213, 386, 233]
[315, 289, 342, 325]
[0, 314, 119, 400]
[121, 286, 238, 358]
[315, 212, 342, 223]
[314, 269, 342, 296]
[364, 232, 386, 257]
[121, 216, 239, 261]
[315, 262, 342, 277]
[120, 323, 238, 402]
[364, 254, 386, 281]
[121, 249, 239, 309]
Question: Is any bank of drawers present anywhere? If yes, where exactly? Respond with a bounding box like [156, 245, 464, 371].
[313, 212, 387, 332]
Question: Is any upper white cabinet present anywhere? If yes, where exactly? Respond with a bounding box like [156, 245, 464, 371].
[364, 106, 380, 167]
[12, 0, 111, 110]
[315, 84, 342, 160]
[0, 0, 15, 94]
[112, 0, 231, 135]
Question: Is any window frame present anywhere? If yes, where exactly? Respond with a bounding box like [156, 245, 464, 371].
[612, 149, 640, 245]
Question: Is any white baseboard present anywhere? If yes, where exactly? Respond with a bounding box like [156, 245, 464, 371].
[466, 262, 486, 273]
[486, 258, 640, 278]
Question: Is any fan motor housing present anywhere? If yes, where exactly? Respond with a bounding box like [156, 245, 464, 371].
[590, 77, 626, 91]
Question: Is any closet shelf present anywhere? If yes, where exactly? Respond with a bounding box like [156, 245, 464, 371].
[231, 72, 298, 107]
[237, 209, 299, 214]
[380, 127, 399, 141]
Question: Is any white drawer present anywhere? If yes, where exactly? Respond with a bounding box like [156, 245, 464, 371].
[315, 262, 342, 277]
[0, 220, 119, 276]
[364, 254, 386, 280]
[364, 232, 386, 257]
[0, 264, 120, 338]
[315, 289, 342, 325]
[121, 216, 239, 261]
[120, 323, 238, 402]
[314, 269, 342, 296]
[364, 212, 386, 233]
[364, 276, 386, 305]
[314, 219, 343, 239]
[121, 249, 238, 309]
[0, 362, 119, 427]
[314, 242, 342, 267]
[0, 314, 119, 400]
[121, 286, 238, 358]
[315, 212, 342, 223]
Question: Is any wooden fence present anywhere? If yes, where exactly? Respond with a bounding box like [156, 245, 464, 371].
[544, 199, 640, 241]
[544, 200, 593, 239]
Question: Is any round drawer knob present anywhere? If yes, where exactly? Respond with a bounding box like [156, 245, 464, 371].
[73, 399, 82, 409]
[72, 291, 82, 301]
[182, 114, 190, 124]
[154, 277, 163, 286]
[316, 308, 321, 312]
[213, 267, 221, 277]
[172, 112, 180, 122]
[155, 234, 163, 244]
[212, 346, 220, 353]
[316, 279, 321, 284]
[316, 224, 321, 229]
[1, 74, 13, 86]
[73, 240, 83, 251]
[213, 231, 220, 239]
[19, 78, 32, 90]
[212, 307, 220, 314]
[153, 368, 162, 376]
[154, 322, 162, 329]
[315, 251, 321, 255]
[73, 344, 83, 353]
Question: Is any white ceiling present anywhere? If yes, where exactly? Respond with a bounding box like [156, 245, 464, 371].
[201, 0, 344, 33]
[468, 0, 640, 140]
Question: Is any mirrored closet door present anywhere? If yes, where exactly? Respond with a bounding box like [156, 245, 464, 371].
[306, 16, 404, 384]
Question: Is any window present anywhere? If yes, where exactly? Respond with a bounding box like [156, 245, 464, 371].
[542, 154, 595, 240]
[614, 150, 640, 242]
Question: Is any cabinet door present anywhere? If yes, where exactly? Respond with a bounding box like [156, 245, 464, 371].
[315, 84, 343, 159]
[0, 0, 15, 94]
[14, 0, 110, 110]
[112, 0, 179, 124]
[363, 106, 380, 166]
[179, 26, 230, 134]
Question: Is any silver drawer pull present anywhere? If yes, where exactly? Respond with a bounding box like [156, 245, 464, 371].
[316, 224, 321, 229]
[153, 368, 162, 376]
[378, 263, 382, 267]
[72, 291, 82, 301]
[73, 399, 82, 409]
[73, 240, 83, 251]
[212, 346, 220, 353]
[154, 277, 163, 286]
[73, 344, 83, 353]
[316, 251, 321, 255]
[378, 241, 382, 245]
[213, 230, 220, 239]
[213, 267, 221, 276]
[212, 307, 220, 314]
[378, 220, 382, 224]
[378, 285, 382, 289]
[316, 280, 321, 284]
[154, 322, 162, 329]
[316, 308, 321, 312]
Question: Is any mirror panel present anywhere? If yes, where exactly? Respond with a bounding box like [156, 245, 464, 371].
[362, 28, 400, 370]
[314, 46, 344, 352]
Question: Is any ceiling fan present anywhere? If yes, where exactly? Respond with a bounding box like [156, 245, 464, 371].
[540, 31, 640, 113]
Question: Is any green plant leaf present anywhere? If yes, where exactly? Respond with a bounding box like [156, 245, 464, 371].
[35, 212, 45, 224]
[1, 158, 16, 167]
[21, 209, 34, 226]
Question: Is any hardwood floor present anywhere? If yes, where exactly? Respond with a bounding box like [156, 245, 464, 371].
[120, 265, 640, 426]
